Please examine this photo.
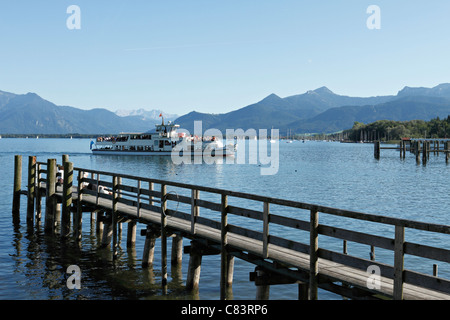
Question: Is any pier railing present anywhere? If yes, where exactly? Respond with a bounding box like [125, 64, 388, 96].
[13, 155, 450, 300]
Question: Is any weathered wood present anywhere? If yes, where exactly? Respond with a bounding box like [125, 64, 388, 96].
[220, 194, 229, 300]
[161, 184, 168, 294]
[35, 163, 42, 221]
[446, 141, 449, 163]
[262, 202, 270, 259]
[75, 170, 84, 241]
[171, 234, 183, 265]
[12, 155, 22, 222]
[44, 159, 56, 234]
[61, 161, 73, 238]
[255, 267, 270, 300]
[101, 214, 113, 248]
[191, 189, 200, 234]
[415, 141, 421, 164]
[374, 141, 380, 159]
[127, 220, 137, 247]
[25, 160, 450, 300]
[309, 208, 319, 300]
[27, 156, 36, 225]
[142, 226, 159, 267]
[112, 176, 119, 258]
[393, 225, 405, 300]
[186, 241, 203, 291]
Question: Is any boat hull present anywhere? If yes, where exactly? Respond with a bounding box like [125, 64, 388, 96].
[91, 149, 235, 157]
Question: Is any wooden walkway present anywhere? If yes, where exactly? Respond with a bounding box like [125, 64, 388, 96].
[374, 139, 450, 163]
[12, 155, 450, 300]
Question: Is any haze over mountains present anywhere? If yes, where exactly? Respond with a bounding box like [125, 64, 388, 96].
[1, 84, 450, 135]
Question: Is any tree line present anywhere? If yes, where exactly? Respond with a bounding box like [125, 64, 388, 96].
[340, 116, 450, 142]
[322, 116, 450, 142]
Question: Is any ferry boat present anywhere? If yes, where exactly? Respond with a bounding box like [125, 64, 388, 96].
[91, 120, 236, 157]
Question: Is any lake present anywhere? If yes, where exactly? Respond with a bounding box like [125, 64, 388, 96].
[0, 138, 449, 300]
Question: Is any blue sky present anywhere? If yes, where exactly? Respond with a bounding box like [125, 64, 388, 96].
[1, 1, 449, 115]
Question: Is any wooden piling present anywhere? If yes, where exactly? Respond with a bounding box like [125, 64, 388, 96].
[255, 267, 270, 300]
[44, 158, 56, 234]
[445, 141, 449, 163]
[220, 194, 229, 300]
[12, 155, 22, 222]
[161, 184, 168, 294]
[35, 162, 42, 221]
[101, 214, 113, 248]
[74, 170, 83, 241]
[142, 226, 159, 268]
[415, 141, 421, 164]
[171, 234, 183, 265]
[191, 189, 200, 234]
[422, 141, 427, 164]
[26, 156, 36, 225]
[112, 176, 119, 258]
[309, 208, 319, 300]
[127, 220, 137, 248]
[393, 225, 405, 300]
[186, 241, 203, 291]
[61, 161, 73, 238]
[374, 141, 380, 159]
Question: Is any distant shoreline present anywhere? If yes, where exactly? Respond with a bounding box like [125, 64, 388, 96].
[0, 134, 101, 139]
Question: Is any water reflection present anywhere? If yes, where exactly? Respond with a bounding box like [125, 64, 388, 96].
[9, 214, 193, 300]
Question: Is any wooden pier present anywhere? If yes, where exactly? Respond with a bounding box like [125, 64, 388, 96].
[374, 138, 450, 164]
[12, 154, 450, 300]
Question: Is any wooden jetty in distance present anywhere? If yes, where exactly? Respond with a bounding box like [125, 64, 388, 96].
[12, 154, 450, 300]
[374, 138, 450, 164]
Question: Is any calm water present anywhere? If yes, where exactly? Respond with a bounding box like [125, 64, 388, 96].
[0, 138, 449, 300]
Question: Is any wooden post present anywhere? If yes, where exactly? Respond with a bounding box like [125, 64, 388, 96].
[171, 234, 183, 265]
[75, 170, 83, 241]
[374, 141, 380, 159]
[309, 207, 319, 300]
[112, 176, 119, 259]
[61, 161, 73, 238]
[142, 226, 158, 267]
[44, 158, 56, 234]
[255, 267, 270, 300]
[35, 162, 42, 221]
[101, 214, 113, 248]
[262, 202, 270, 259]
[27, 156, 36, 225]
[191, 189, 200, 234]
[127, 220, 137, 248]
[220, 194, 229, 300]
[96, 211, 104, 236]
[422, 141, 427, 165]
[12, 155, 22, 222]
[415, 141, 421, 164]
[161, 184, 168, 294]
[370, 245, 375, 261]
[298, 282, 310, 300]
[399, 140, 403, 158]
[445, 142, 449, 163]
[393, 225, 405, 300]
[186, 241, 203, 291]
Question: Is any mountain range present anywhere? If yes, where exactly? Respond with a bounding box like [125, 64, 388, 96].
[175, 84, 450, 134]
[1, 84, 450, 135]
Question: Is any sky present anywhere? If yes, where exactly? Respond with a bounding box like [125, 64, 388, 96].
[1, 1, 450, 115]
